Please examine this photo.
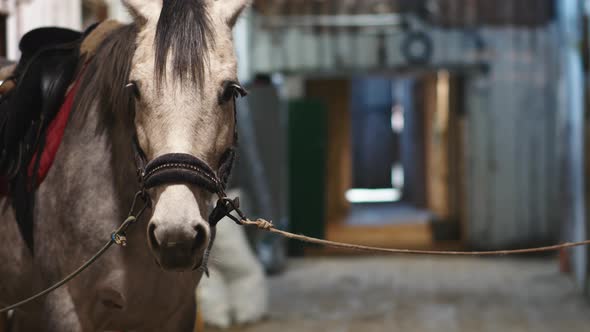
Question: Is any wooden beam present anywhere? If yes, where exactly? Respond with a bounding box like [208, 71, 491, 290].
[254, 0, 554, 27]
[447, 76, 465, 223]
[422, 72, 452, 220]
[254, 0, 420, 16]
[306, 79, 352, 225]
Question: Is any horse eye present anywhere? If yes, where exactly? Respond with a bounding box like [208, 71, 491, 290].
[125, 81, 141, 99]
[219, 82, 247, 104]
[232, 84, 248, 98]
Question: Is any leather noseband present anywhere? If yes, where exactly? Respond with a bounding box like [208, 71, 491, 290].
[142, 153, 225, 195]
[132, 139, 239, 226]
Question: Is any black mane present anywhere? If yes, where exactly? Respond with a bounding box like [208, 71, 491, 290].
[73, 24, 138, 131]
[155, 0, 213, 89]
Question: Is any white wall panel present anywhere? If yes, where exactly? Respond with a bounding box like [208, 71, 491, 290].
[7, 0, 82, 59]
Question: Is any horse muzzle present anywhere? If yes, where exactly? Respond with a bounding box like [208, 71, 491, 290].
[147, 210, 210, 270]
[137, 152, 230, 271]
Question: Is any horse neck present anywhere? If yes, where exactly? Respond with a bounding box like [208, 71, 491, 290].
[108, 113, 141, 202]
[62, 99, 139, 215]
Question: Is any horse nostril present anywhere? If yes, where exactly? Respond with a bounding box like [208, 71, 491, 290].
[98, 288, 126, 311]
[193, 224, 207, 250]
[148, 223, 159, 250]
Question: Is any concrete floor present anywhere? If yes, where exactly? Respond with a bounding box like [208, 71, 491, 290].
[211, 256, 590, 332]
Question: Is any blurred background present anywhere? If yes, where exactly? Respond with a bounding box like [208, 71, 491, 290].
[2, 0, 590, 331]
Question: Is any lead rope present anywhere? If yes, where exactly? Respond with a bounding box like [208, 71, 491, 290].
[219, 198, 590, 256]
[240, 218, 590, 256]
[0, 191, 150, 314]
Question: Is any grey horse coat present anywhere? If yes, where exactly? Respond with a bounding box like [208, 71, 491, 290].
[0, 21, 201, 331]
[0, 0, 252, 329]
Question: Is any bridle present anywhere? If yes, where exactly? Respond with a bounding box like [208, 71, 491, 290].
[129, 85, 247, 228]
[131, 142, 244, 227]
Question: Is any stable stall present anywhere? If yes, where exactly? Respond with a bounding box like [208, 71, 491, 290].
[246, 0, 565, 254]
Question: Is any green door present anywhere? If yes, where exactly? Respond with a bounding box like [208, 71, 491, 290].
[288, 99, 327, 255]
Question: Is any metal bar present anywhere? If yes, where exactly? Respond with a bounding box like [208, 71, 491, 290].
[260, 13, 404, 28]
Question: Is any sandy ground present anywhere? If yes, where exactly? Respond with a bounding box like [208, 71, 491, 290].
[209, 256, 590, 332]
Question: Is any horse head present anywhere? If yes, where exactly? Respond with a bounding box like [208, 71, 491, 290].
[122, 0, 250, 271]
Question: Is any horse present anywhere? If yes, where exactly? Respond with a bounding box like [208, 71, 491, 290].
[0, 0, 251, 330]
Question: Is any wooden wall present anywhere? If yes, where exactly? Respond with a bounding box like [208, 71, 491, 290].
[249, 1, 555, 74]
[315, 26, 561, 248]
[248, 7, 563, 247]
[306, 80, 352, 224]
[418, 72, 465, 240]
[463, 27, 561, 249]
[434, 0, 555, 27]
[424, 72, 451, 220]
[449, 76, 467, 237]
[247, 16, 485, 75]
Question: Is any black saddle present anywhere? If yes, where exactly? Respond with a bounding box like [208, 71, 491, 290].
[18, 27, 83, 72]
[0, 27, 83, 178]
[0, 26, 90, 251]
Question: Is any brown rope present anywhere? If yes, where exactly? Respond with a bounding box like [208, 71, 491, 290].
[241, 219, 590, 256]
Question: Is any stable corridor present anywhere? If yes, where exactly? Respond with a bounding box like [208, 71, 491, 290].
[213, 256, 590, 332]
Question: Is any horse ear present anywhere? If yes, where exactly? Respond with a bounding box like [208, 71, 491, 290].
[122, 0, 162, 24]
[212, 0, 252, 27]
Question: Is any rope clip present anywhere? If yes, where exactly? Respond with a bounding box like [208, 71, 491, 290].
[112, 232, 128, 247]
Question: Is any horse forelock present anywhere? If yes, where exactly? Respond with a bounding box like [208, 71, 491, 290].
[154, 0, 213, 90]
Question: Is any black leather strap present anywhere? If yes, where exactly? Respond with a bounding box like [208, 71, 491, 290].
[131, 134, 147, 179]
[141, 153, 225, 195]
[209, 197, 244, 226]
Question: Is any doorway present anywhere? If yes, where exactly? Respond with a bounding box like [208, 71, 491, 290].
[305, 71, 465, 251]
[347, 77, 431, 228]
